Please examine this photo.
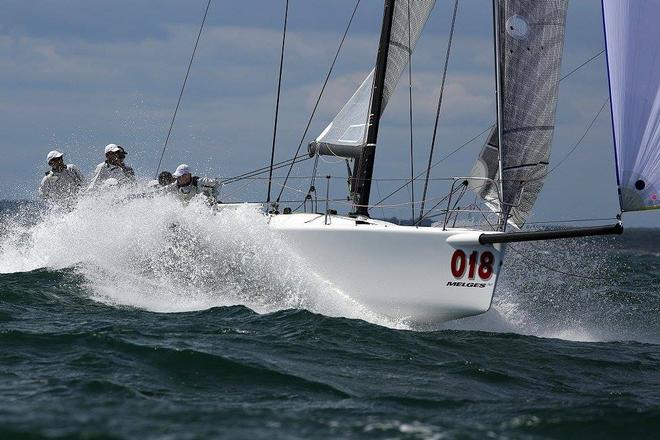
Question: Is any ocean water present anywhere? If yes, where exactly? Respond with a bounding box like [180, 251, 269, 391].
[0, 196, 658, 439]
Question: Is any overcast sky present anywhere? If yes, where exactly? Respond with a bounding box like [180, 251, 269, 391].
[2, 0, 658, 226]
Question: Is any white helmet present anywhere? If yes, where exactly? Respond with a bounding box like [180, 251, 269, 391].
[46, 150, 64, 163]
[173, 164, 191, 178]
[104, 144, 126, 155]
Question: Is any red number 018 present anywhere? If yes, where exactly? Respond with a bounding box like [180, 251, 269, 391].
[451, 250, 494, 280]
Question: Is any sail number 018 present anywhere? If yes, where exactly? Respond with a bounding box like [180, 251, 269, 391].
[450, 250, 494, 281]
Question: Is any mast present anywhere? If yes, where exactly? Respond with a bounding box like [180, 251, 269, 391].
[352, 0, 397, 217]
[492, 0, 507, 231]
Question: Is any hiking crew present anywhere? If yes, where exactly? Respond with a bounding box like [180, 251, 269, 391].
[170, 164, 219, 203]
[38, 147, 222, 207]
[88, 144, 135, 191]
[39, 150, 84, 203]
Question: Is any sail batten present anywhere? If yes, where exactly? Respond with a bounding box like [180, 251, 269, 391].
[311, 0, 436, 159]
[471, 0, 568, 228]
[602, 0, 660, 212]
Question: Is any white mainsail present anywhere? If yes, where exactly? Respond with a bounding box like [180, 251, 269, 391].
[603, 0, 660, 212]
[310, 0, 436, 158]
[471, 0, 569, 228]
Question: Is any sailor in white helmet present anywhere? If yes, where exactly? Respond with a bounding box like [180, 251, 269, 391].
[170, 164, 219, 203]
[38, 150, 84, 203]
[87, 144, 135, 191]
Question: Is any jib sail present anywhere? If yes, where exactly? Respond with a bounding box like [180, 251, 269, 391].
[309, 0, 436, 158]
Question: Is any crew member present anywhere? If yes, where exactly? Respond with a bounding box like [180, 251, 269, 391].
[38, 150, 84, 203]
[170, 164, 219, 203]
[88, 144, 135, 190]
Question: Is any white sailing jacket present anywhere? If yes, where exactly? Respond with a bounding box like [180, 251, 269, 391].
[87, 162, 135, 191]
[170, 177, 219, 203]
[39, 165, 84, 201]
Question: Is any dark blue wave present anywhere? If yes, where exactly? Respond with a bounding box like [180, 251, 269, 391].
[0, 232, 659, 438]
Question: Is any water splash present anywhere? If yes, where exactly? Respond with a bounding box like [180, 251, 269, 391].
[446, 235, 660, 344]
[0, 189, 405, 329]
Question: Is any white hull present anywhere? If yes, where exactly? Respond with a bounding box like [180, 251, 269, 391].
[268, 213, 504, 325]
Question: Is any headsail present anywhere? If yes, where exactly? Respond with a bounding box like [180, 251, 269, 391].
[602, 0, 660, 212]
[310, 70, 374, 158]
[471, 0, 568, 228]
[310, 0, 436, 158]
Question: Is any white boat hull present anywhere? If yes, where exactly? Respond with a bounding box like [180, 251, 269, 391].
[268, 213, 504, 325]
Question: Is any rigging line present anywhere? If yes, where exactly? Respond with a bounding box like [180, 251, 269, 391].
[559, 49, 604, 82]
[293, 197, 308, 213]
[267, 0, 289, 204]
[226, 176, 480, 182]
[373, 125, 491, 207]
[219, 179, 255, 199]
[418, 0, 459, 223]
[545, 98, 609, 175]
[511, 56, 608, 183]
[372, 47, 605, 209]
[223, 155, 301, 183]
[507, 244, 612, 280]
[271, 181, 309, 195]
[447, 184, 469, 226]
[413, 191, 453, 225]
[414, 182, 464, 226]
[275, 0, 362, 203]
[155, 0, 212, 177]
[407, 0, 415, 223]
[374, 180, 386, 219]
[519, 96, 609, 186]
[524, 216, 619, 225]
[235, 198, 347, 205]
[224, 156, 312, 185]
[227, 158, 298, 183]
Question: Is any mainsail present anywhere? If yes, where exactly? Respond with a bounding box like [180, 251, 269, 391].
[602, 0, 660, 212]
[471, 0, 568, 228]
[309, 0, 436, 158]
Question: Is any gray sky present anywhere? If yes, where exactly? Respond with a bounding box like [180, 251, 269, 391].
[2, 0, 658, 226]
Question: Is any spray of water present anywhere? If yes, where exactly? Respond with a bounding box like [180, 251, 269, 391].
[446, 235, 660, 344]
[0, 189, 405, 328]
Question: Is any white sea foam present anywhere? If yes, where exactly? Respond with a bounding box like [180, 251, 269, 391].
[0, 188, 405, 329]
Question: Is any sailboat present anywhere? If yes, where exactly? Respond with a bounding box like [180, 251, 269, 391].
[250, 0, 659, 325]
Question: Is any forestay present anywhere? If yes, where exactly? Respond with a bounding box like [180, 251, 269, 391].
[471, 0, 568, 228]
[602, 0, 660, 212]
[310, 0, 436, 158]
